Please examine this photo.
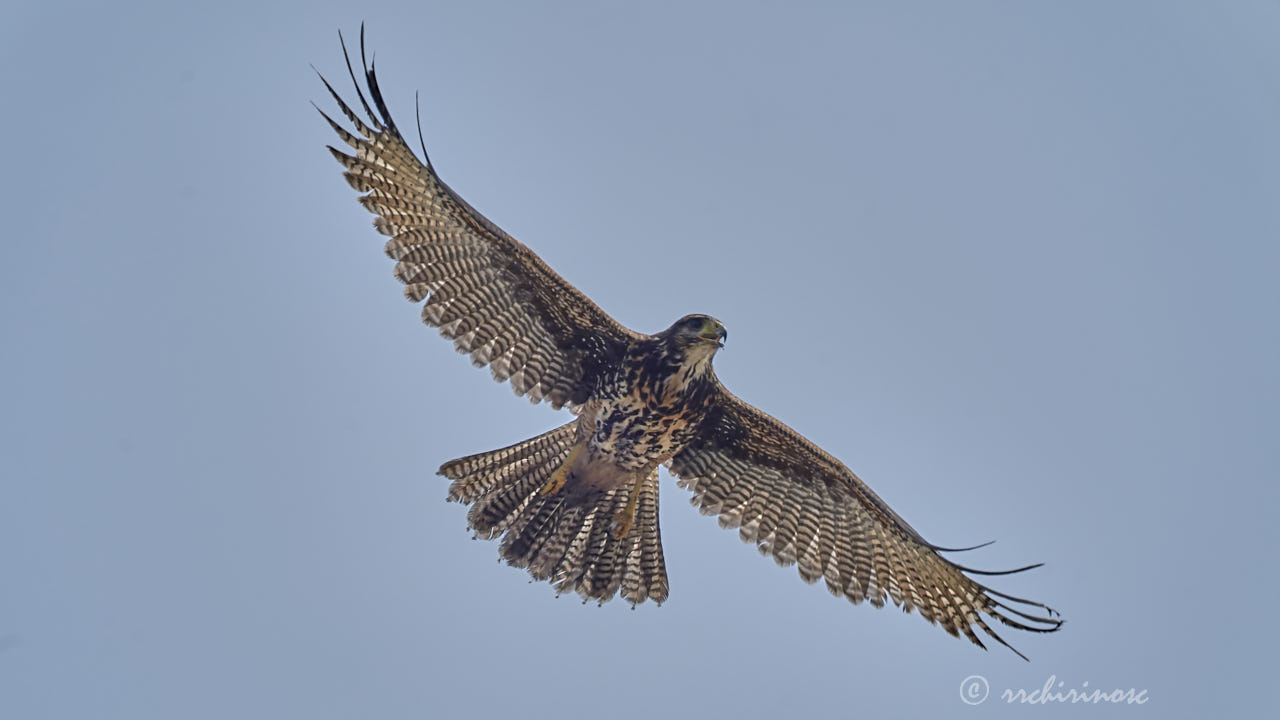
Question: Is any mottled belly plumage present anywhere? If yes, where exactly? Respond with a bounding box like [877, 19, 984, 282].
[589, 395, 702, 473]
[584, 350, 715, 477]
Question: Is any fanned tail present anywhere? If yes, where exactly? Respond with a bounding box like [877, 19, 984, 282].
[439, 422, 669, 606]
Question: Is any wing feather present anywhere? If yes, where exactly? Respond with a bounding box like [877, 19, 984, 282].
[667, 383, 1063, 660]
[319, 29, 638, 409]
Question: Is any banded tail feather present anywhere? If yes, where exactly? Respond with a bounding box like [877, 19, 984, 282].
[439, 423, 670, 606]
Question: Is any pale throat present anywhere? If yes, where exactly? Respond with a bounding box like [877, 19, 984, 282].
[659, 344, 715, 401]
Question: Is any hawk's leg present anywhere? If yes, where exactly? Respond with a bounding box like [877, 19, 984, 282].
[610, 472, 646, 539]
[540, 438, 586, 496]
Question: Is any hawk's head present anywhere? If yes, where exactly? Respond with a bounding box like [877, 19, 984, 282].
[664, 314, 727, 352]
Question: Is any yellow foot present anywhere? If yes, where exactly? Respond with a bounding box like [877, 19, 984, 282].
[541, 440, 586, 495]
[540, 466, 568, 496]
[610, 472, 646, 539]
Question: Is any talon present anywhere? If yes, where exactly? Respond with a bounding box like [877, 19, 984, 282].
[541, 440, 586, 495]
[540, 467, 568, 495]
[611, 472, 645, 539]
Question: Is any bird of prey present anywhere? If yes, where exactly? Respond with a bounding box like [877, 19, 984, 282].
[316, 28, 1062, 659]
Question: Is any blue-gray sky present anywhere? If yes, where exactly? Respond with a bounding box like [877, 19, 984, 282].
[3, 1, 1278, 717]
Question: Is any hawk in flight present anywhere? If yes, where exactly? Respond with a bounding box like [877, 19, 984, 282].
[317, 29, 1062, 659]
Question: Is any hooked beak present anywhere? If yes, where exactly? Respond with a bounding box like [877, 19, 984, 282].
[699, 326, 727, 348]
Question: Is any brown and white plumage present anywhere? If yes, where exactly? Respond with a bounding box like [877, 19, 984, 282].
[318, 27, 1062, 659]
[316, 33, 637, 411]
[668, 386, 1062, 657]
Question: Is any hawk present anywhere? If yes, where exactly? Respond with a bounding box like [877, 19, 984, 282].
[317, 28, 1062, 659]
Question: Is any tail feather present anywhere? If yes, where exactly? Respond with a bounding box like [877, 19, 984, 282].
[469, 477, 541, 540]
[527, 502, 585, 579]
[578, 489, 630, 600]
[502, 493, 569, 567]
[442, 422, 577, 504]
[637, 472, 669, 602]
[620, 531, 647, 604]
[438, 423, 669, 606]
[551, 503, 604, 590]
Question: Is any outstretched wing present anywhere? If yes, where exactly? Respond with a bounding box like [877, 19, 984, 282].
[666, 382, 1062, 659]
[317, 29, 638, 409]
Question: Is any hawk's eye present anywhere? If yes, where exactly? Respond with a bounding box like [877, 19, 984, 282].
[685, 317, 704, 330]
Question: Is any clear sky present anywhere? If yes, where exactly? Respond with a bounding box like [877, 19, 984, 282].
[3, 1, 1277, 717]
